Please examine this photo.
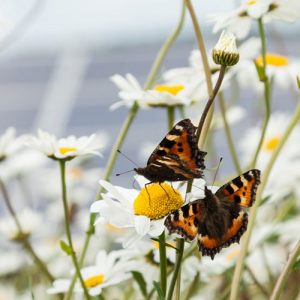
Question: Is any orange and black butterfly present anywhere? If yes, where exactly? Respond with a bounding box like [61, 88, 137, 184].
[134, 119, 207, 183]
[165, 169, 261, 259]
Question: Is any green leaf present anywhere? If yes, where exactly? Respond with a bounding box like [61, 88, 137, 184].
[259, 195, 271, 206]
[253, 59, 266, 82]
[297, 76, 300, 90]
[131, 271, 147, 297]
[60, 240, 72, 255]
[153, 281, 165, 300]
[292, 256, 300, 271]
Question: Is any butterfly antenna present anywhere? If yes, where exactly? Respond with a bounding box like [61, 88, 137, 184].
[116, 170, 135, 176]
[212, 157, 223, 186]
[117, 149, 139, 167]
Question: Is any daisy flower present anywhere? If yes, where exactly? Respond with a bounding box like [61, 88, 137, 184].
[0, 208, 42, 240]
[110, 73, 202, 109]
[238, 52, 300, 92]
[47, 249, 135, 296]
[91, 176, 205, 247]
[240, 112, 300, 202]
[0, 127, 27, 161]
[27, 129, 104, 160]
[210, 0, 300, 39]
[110, 73, 146, 110]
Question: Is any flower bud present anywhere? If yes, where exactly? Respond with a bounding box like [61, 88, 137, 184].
[212, 31, 239, 66]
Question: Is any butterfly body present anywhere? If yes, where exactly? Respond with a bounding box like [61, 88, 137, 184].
[165, 169, 261, 259]
[135, 119, 206, 183]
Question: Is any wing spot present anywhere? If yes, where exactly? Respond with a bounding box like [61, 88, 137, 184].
[177, 142, 182, 146]
[234, 195, 241, 203]
[178, 148, 184, 152]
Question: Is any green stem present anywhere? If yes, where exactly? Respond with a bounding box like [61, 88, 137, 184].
[184, 0, 213, 149]
[157, 106, 175, 297]
[0, 179, 54, 283]
[158, 232, 167, 297]
[230, 102, 300, 300]
[167, 106, 175, 130]
[218, 92, 242, 173]
[270, 240, 300, 300]
[144, 1, 186, 89]
[245, 263, 269, 298]
[166, 239, 185, 300]
[65, 3, 186, 298]
[59, 161, 91, 300]
[251, 18, 271, 168]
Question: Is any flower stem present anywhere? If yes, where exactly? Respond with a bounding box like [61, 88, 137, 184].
[167, 106, 175, 130]
[166, 238, 185, 300]
[184, 0, 213, 148]
[0, 178, 54, 283]
[251, 17, 271, 168]
[59, 161, 91, 300]
[196, 65, 226, 143]
[158, 231, 167, 297]
[270, 240, 300, 300]
[230, 102, 300, 300]
[218, 92, 242, 173]
[65, 3, 186, 298]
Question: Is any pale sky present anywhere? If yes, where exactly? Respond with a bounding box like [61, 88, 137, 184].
[0, 0, 235, 55]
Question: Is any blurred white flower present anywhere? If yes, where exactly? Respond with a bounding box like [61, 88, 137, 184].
[240, 112, 300, 202]
[0, 149, 47, 181]
[48, 249, 135, 296]
[210, 0, 300, 39]
[142, 83, 200, 107]
[212, 106, 247, 129]
[111, 72, 201, 109]
[27, 130, 104, 160]
[0, 208, 42, 240]
[0, 127, 27, 161]
[110, 73, 146, 110]
[238, 52, 300, 92]
[0, 249, 25, 276]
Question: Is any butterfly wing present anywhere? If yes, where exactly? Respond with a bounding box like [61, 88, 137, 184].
[215, 169, 261, 208]
[165, 201, 203, 241]
[139, 119, 206, 181]
[197, 211, 248, 259]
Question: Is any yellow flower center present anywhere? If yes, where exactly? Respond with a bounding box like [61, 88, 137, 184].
[59, 147, 77, 155]
[246, 0, 256, 5]
[84, 274, 104, 288]
[154, 84, 185, 96]
[264, 136, 281, 152]
[134, 183, 183, 220]
[256, 53, 289, 67]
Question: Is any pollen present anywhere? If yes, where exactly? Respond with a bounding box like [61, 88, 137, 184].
[264, 136, 281, 152]
[59, 147, 77, 155]
[154, 84, 185, 96]
[133, 183, 184, 220]
[84, 274, 104, 288]
[256, 53, 289, 67]
[246, 0, 256, 5]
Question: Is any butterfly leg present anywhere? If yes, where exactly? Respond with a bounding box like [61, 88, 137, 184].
[144, 182, 151, 205]
[170, 182, 179, 195]
[159, 182, 170, 199]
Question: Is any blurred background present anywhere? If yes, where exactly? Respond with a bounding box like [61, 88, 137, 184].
[0, 0, 299, 182]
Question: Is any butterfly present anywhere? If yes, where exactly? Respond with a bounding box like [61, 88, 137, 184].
[165, 169, 261, 259]
[134, 119, 207, 183]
